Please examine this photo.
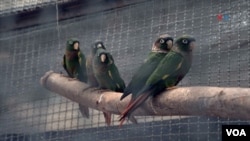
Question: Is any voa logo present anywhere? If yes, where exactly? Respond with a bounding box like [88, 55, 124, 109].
[217, 13, 229, 22]
[226, 129, 246, 136]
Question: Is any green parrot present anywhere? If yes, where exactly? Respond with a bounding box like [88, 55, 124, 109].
[120, 34, 174, 101]
[92, 47, 124, 126]
[86, 41, 106, 87]
[119, 35, 196, 126]
[62, 38, 89, 118]
[93, 48, 126, 92]
[92, 44, 137, 125]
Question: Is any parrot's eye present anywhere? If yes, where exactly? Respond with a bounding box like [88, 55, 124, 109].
[182, 39, 188, 44]
[68, 40, 73, 45]
[160, 39, 165, 44]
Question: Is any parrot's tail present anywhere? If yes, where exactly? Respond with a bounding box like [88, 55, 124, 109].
[103, 112, 112, 126]
[129, 116, 138, 124]
[119, 92, 151, 127]
[79, 104, 90, 118]
[119, 80, 166, 127]
[120, 88, 131, 101]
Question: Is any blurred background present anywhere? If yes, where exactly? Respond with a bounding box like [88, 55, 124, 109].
[0, 0, 249, 140]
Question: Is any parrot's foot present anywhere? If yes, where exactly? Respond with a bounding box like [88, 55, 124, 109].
[89, 87, 102, 93]
[59, 72, 66, 77]
[91, 87, 110, 93]
[82, 86, 94, 92]
[166, 86, 178, 90]
[68, 77, 78, 81]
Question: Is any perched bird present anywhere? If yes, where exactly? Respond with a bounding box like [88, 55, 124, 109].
[120, 34, 174, 101]
[92, 46, 127, 126]
[63, 38, 88, 82]
[86, 41, 106, 87]
[62, 38, 89, 118]
[93, 48, 126, 92]
[119, 35, 195, 126]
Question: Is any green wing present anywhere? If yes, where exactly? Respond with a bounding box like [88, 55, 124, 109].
[77, 51, 88, 82]
[78, 51, 86, 69]
[121, 52, 166, 100]
[93, 49, 125, 92]
[107, 57, 126, 92]
[86, 55, 99, 87]
[146, 51, 184, 86]
[62, 54, 74, 77]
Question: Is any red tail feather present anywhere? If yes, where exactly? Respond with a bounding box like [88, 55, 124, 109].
[119, 92, 151, 126]
[103, 112, 111, 126]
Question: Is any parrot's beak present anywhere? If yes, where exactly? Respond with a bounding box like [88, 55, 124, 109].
[74, 42, 79, 50]
[100, 54, 106, 62]
[189, 41, 195, 50]
[167, 40, 173, 49]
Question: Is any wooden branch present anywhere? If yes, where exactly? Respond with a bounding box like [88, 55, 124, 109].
[40, 71, 250, 120]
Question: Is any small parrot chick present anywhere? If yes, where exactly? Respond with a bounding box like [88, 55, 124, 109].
[119, 35, 195, 126]
[62, 38, 89, 118]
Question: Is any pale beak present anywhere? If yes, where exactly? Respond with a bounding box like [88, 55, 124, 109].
[74, 42, 79, 50]
[167, 40, 173, 49]
[100, 54, 106, 62]
[189, 41, 195, 50]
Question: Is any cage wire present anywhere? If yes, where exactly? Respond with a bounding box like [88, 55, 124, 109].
[0, 0, 250, 140]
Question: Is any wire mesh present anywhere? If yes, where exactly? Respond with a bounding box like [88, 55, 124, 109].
[0, 0, 73, 16]
[0, 0, 250, 140]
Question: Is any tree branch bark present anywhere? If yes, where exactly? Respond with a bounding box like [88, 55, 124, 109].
[40, 71, 250, 120]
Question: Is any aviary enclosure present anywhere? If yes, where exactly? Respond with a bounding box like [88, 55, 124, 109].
[0, 0, 249, 140]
